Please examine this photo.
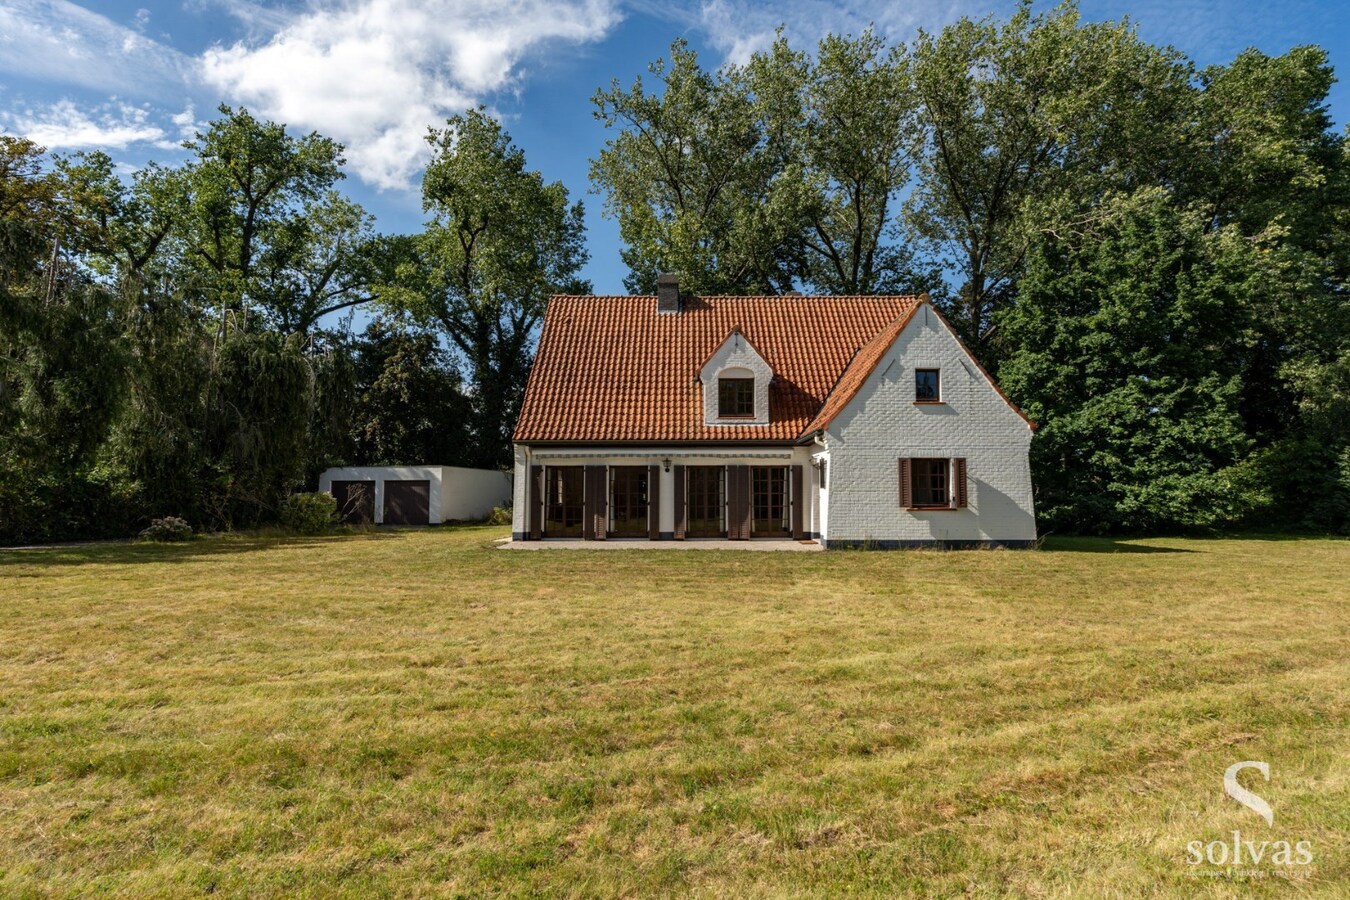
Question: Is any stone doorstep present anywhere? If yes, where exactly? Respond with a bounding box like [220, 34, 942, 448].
[496, 538, 823, 551]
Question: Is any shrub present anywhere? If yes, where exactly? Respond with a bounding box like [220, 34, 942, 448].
[485, 505, 512, 526]
[138, 516, 193, 542]
[280, 492, 337, 535]
[0, 467, 144, 546]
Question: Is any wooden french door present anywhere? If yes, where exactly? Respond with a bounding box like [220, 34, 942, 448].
[609, 466, 649, 537]
[544, 466, 584, 537]
[752, 466, 790, 537]
[686, 466, 725, 537]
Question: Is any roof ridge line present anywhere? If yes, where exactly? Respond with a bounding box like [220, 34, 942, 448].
[546, 293, 926, 301]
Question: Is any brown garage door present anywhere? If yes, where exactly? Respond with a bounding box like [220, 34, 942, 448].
[383, 480, 430, 525]
[331, 480, 375, 524]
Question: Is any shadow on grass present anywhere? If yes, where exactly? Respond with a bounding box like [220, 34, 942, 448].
[1041, 536, 1198, 554]
[1045, 532, 1346, 553]
[0, 528, 404, 567]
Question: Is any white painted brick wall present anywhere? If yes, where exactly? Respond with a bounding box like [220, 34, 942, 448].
[823, 304, 1036, 544]
[511, 446, 530, 535]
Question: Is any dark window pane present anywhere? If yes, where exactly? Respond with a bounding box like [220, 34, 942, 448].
[911, 458, 948, 507]
[718, 378, 755, 417]
[752, 466, 788, 535]
[687, 466, 725, 536]
[545, 466, 584, 536]
[916, 369, 940, 401]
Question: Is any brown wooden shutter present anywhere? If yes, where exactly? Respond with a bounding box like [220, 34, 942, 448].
[582, 466, 595, 540]
[898, 458, 912, 510]
[596, 466, 609, 540]
[725, 466, 738, 539]
[728, 465, 751, 539]
[728, 466, 741, 540]
[648, 464, 661, 540]
[746, 466, 755, 539]
[673, 464, 686, 539]
[953, 458, 968, 508]
[529, 465, 543, 539]
[791, 464, 804, 539]
[584, 465, 607, 540]
[729, 469, 739, 539]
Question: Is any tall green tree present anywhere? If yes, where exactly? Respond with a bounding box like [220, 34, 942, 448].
[0, 138, 129, 471]
[907, 0, 1193, 351]
[389, 108, 588, 468]
[349, 318, 471, 467]
[171, 105, 378, 334]
[747, 31, 933, 294]
[998, 189, 1273, 533]
[0, 138, 139, 542]
[997, 33, 1349, 533]
[592, 40, 796, 294]
[592, 33, 935, 295]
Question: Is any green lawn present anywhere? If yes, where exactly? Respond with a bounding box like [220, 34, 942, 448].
[0, 529, 1345, 897]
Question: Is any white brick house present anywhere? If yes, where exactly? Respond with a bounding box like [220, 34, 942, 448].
[510, 277, 1037, 548]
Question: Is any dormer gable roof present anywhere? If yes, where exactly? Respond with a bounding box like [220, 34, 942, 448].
[698, 327, 772, 380]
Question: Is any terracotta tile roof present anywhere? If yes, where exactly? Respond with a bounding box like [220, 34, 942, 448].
[514, 294, 922, 443]
[801, 305, 921, 434]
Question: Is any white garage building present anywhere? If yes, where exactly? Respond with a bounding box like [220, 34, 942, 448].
[318, 466, 512, 526]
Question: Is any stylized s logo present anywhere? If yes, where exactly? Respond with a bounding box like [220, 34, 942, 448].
[1224, 761, 1273, 826]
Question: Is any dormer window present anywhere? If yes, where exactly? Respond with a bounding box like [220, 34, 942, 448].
[700, 329, 773, 426]
[718, 378, 755, 418]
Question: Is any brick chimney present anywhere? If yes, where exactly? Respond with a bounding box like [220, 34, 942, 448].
[656, 273, 681, 314]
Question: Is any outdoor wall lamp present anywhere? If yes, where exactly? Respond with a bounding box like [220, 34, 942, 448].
[662, 457, 671, 472]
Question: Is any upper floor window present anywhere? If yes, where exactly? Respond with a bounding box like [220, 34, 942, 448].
[718, 378, 755, 418]
[915, 368, 941, 402]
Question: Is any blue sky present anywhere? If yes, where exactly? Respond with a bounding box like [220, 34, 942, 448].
[1, 0, 1346, 295]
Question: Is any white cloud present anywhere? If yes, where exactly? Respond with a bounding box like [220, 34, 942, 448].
[0, 99, 166, 149]
[0, 0, 191, 98]
[200, 0, 623, 190]
[188, 0, 298, 38]
[695, 0, 983, 65]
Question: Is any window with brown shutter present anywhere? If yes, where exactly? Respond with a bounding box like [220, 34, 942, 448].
[900, 458, 960, 510]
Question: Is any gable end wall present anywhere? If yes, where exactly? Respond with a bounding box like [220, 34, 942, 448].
[823, 305, 1036, 544]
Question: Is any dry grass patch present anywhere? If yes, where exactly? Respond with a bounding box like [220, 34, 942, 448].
[0, 529, 1345, 896]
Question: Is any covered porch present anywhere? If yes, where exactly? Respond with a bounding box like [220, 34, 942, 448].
[512, 448, 824, 542]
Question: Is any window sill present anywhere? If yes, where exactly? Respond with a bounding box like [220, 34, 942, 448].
[912, 400, 946, 406]
[907, 506, 958, 511]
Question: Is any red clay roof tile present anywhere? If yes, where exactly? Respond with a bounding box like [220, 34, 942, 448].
[513, 294, 923, 443]
[801, 305, 921, 435]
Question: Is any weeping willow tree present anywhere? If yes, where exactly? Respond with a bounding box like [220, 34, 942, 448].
[0, 115, 376, 541]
